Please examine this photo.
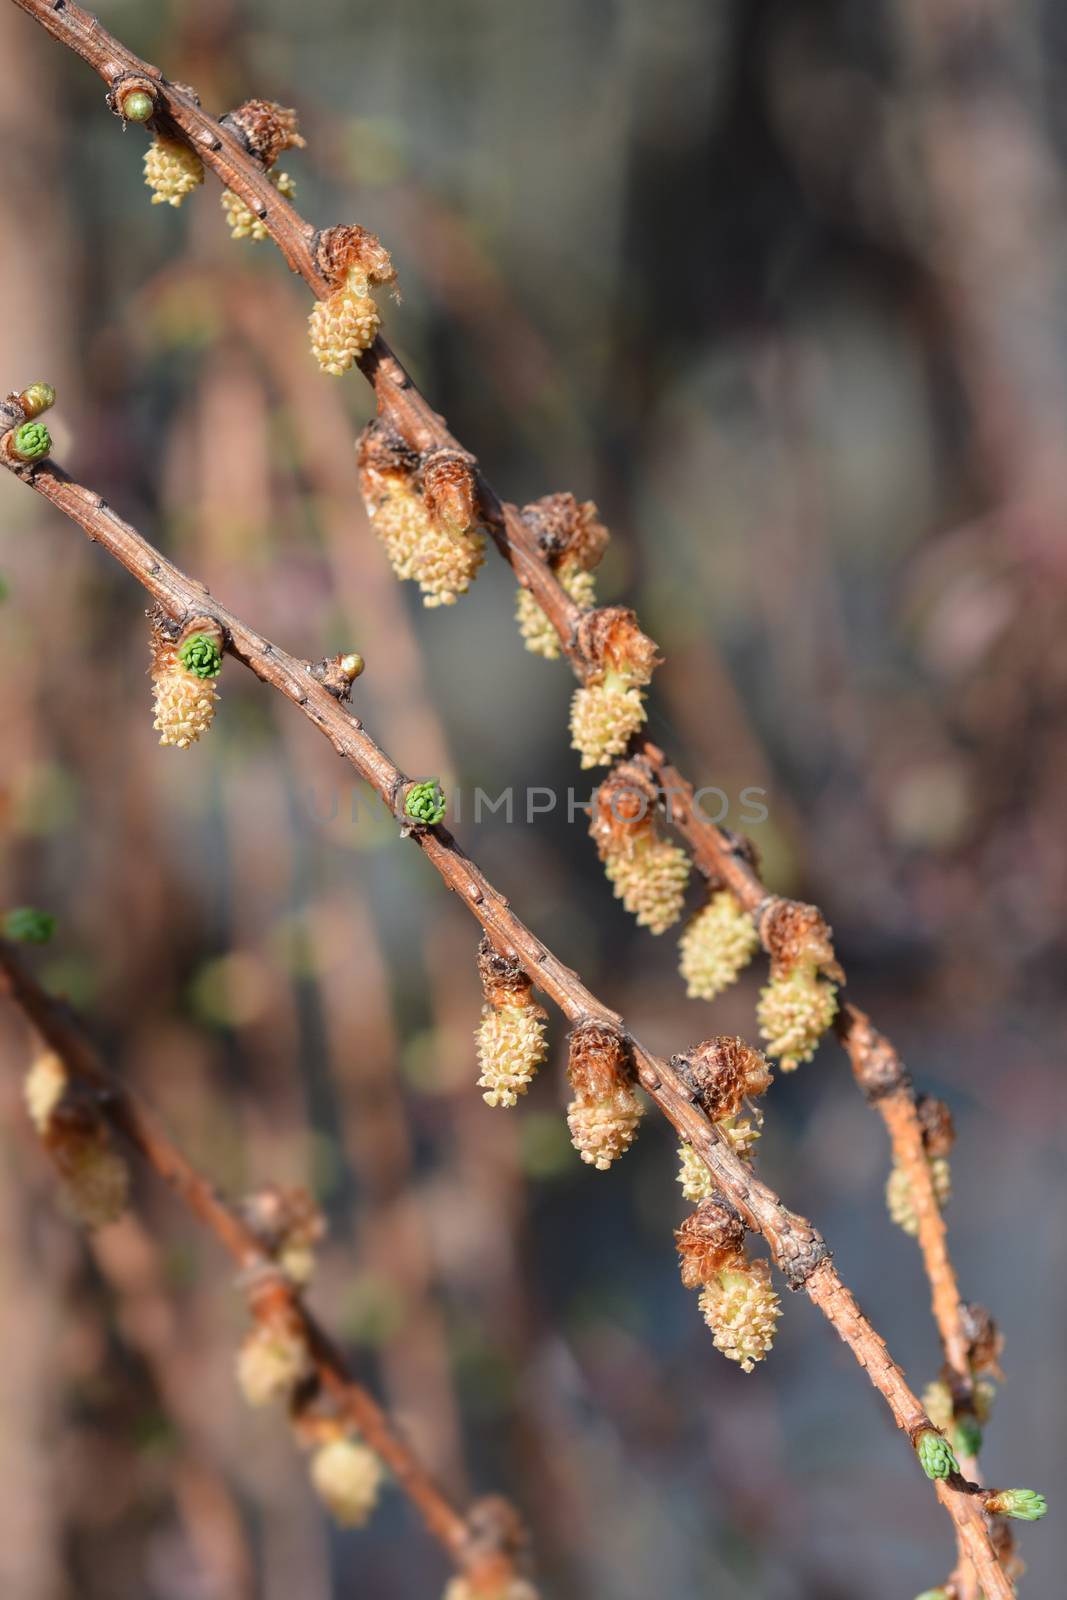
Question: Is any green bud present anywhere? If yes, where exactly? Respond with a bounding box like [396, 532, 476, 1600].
[951, 1417, 983, 1458]
[916, 1429, 959, 1481]
[404, 780, 446, 826]
[11, 422, 51, 462]
[121, 89, 156, 123]
[913, 1591, 949, 1600]
[178, 633, 223, 679]
[20, 383, 55, 419]
[986, 1488, 1047, 1522]
[3, 907, 56, 945]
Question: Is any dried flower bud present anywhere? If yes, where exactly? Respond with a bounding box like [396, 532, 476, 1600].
[915, 1429, 959, 1481]
[24, 1054, 130, 1228]
[678, 891, 760, 1001]
[8, 421, 51, 463]
[576, 606, 659, 684]
[514, 494, 607, 659]
[516, 561, 597, 659]
[588, 757, 657, 849]
[475, 937, 530, 1006]
[144, 135, 204, 207]
[316, 224, 395, 290]
[54, 1134, 130, 1229]
[150, 617, 222, 749]
[757, 968, 838, 1071]
[3, 906, 56, 944]
[758, 898, 843, 982]
[309, 1437, 383, 1527]
[984, 1488, 1047, 1522]
[476, 1003, 548, 1108]
[17, 382, 56, 420]
[48, 1118, 129, 1229]
[961, 1303, 1004, 1379]
[521, 493, 609, 570]
[565, 1022, 628, 1103]
[314, 651, 365, 699]
[886, 1156, 951, 1237]
[570, 608, 659, 768]
[673, 1036, 772, 1122]
[566, 1021, 643, 1169]
[916, 1095, 955, 1158]
[309, 229, 394, 373]
[698, 1258, 781, 1373]
[236, 1321, 312, 1407]
[226, 99, 306, 168]
[359, 430, 485, 605]
[240, 1184, 326, 1286]
[422, 450, 479, 538]
[675, 1199, 747, 1288]
[475, 941, 548, 1107]
[589, 764, 689, 932]
[457, 1496, 532, 1593]
[221, 170, 296, 240]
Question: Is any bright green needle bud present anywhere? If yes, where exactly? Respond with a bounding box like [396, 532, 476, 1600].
[404, 780, 446, 826]
[20, 383, 55, 419]
[986, 1488, 1047, 1522]
[121, 89, 155, 123]
[951, 1416, 983, 1458]
[11, 422, 51, 462]
[916, 1429, 959, 1481]
[178, 633, 223, 679]
[914, 1590, 949, 1599]
[3, 907, 56, 945]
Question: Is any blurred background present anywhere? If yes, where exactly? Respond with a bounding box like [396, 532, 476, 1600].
[0, 0, 1064, 1596]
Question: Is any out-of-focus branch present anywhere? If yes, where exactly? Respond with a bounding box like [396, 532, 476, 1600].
[0, 425, 1015, 1600]
[0, 934, 518, 1591]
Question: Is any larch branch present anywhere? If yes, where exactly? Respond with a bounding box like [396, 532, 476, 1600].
[0, 426, 1011, 1600]
[7, 0, 974, 1394]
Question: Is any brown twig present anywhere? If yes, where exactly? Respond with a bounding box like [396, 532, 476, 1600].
[5, 0, 975, 1403]
[0, 428, 1012, 1599]
[0, 934, 515, 1589]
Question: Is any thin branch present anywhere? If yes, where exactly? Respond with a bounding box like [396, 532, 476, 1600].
[0, 430, 1011, 1600]
[0, 934, 512, 1589]
[7, 0, 974, 1402]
